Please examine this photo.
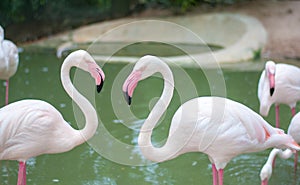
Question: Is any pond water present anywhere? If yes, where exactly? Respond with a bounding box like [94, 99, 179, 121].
[0, 50, 299, 185]
[83, 42, 222, 57]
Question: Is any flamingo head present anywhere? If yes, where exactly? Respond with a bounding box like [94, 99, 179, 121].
[69, 50, 105, 93]
[260, 163, 272, 185]
[122, 55, 164, 105]
[270, 133, 300, 152]
[265, 61, 276, 96]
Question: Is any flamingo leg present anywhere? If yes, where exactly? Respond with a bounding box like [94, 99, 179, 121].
[291, 107, 296, 117]
[212, 164, 218, 185]
[5, 79, 9, 105]
[275, 105, 280, 128]
[17, 161, 26, 185]
[294, 151, 298, 172]
[0, 162, 2, 184]
[218, 169, 224, 185]
[23, 162, 26, 185]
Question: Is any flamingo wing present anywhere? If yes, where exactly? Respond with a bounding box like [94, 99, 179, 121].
[169, 97, 270, 153]
[228, 98, 273, 143]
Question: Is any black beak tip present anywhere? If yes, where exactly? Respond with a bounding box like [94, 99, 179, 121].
[270, 87, 275, 96]
[96, 72, 104, 93]
[97, 82, 104, 93]
[123, 91, 132, 105]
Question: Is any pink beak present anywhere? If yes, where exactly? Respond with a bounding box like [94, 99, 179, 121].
[122, 70, 141, 105]
[268, 73, 275, 96]
[261, 179, 268, 185]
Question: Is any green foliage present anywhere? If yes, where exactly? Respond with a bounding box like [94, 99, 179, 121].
[144, 0, 247, 13]
[202, 0, 236, 4]
[172, 0, 197, 12]
[0, 0, 111, 26]
[0, 0, 249, 26]
[0, 0, 47, 24]
[253, 48, 262, 61]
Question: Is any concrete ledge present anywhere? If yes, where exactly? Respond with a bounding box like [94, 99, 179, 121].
[58, 13, 267, 67]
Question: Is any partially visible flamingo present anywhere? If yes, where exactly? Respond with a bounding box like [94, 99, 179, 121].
[0, 50, 105, 185]
[260, 112, 300, 185]
[122, 55, 300, 185]
[0, 26, 19, 105]
[258, 61, 300, 128]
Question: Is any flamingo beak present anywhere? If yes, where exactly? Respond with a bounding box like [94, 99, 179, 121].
[123, 91, 132, 105]
[122, 70, 141, 106]
[96, 73, 104, 93]
[289, 140, 300, 151]
[268, 74, 275, 96]
[88, 62, 105, 93]
[270, 88, 274, 97]
[261, 179, 268, 185]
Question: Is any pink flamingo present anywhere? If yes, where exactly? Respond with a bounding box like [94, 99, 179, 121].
[0, 50, 105, 185]
[260, 112, 300, 185]
[258, 61, 300, 128]
[0, 26, 19, 105]
[122, 55, 300, 185]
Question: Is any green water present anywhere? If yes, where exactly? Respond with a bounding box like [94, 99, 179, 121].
[85, 42, 222, 57]
[0, 51, 299, 185]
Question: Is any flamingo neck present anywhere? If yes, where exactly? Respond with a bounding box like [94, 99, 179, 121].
[260, 145, 294, 183]
[277, 148, 293, 159]
[266, 148, 280, 166]
[60, 57, 98, 146]
[260, 149, 279, 182]
[0, 38, 4, 61]
[138, 63, 175, 162]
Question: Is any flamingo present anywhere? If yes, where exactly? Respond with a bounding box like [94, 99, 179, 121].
[0, 26, 19, 105]
[0, 50, 105, 185]
[122, 55, 300, 185]
[258, 61, 300, 128]
[260, 112, 300, 185]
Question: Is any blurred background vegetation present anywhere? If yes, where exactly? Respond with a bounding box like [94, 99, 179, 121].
[0, 0, 247, 43]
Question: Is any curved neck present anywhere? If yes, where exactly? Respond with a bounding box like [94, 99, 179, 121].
[265, 148, 280, 166]
[61, 57, 98, 146]
[0, 38, 4, 61]
[277, 148, 293, 159]
[138, 63, 175, 162]
[266, 148, 293, 166]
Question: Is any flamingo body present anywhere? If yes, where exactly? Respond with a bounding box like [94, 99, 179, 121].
[0, 100, 80, 161]
[123, 55, 300, 185]
[0, 50, 105, 185]
[288, 113, 300, 143]
[171, 96, 297, 169]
